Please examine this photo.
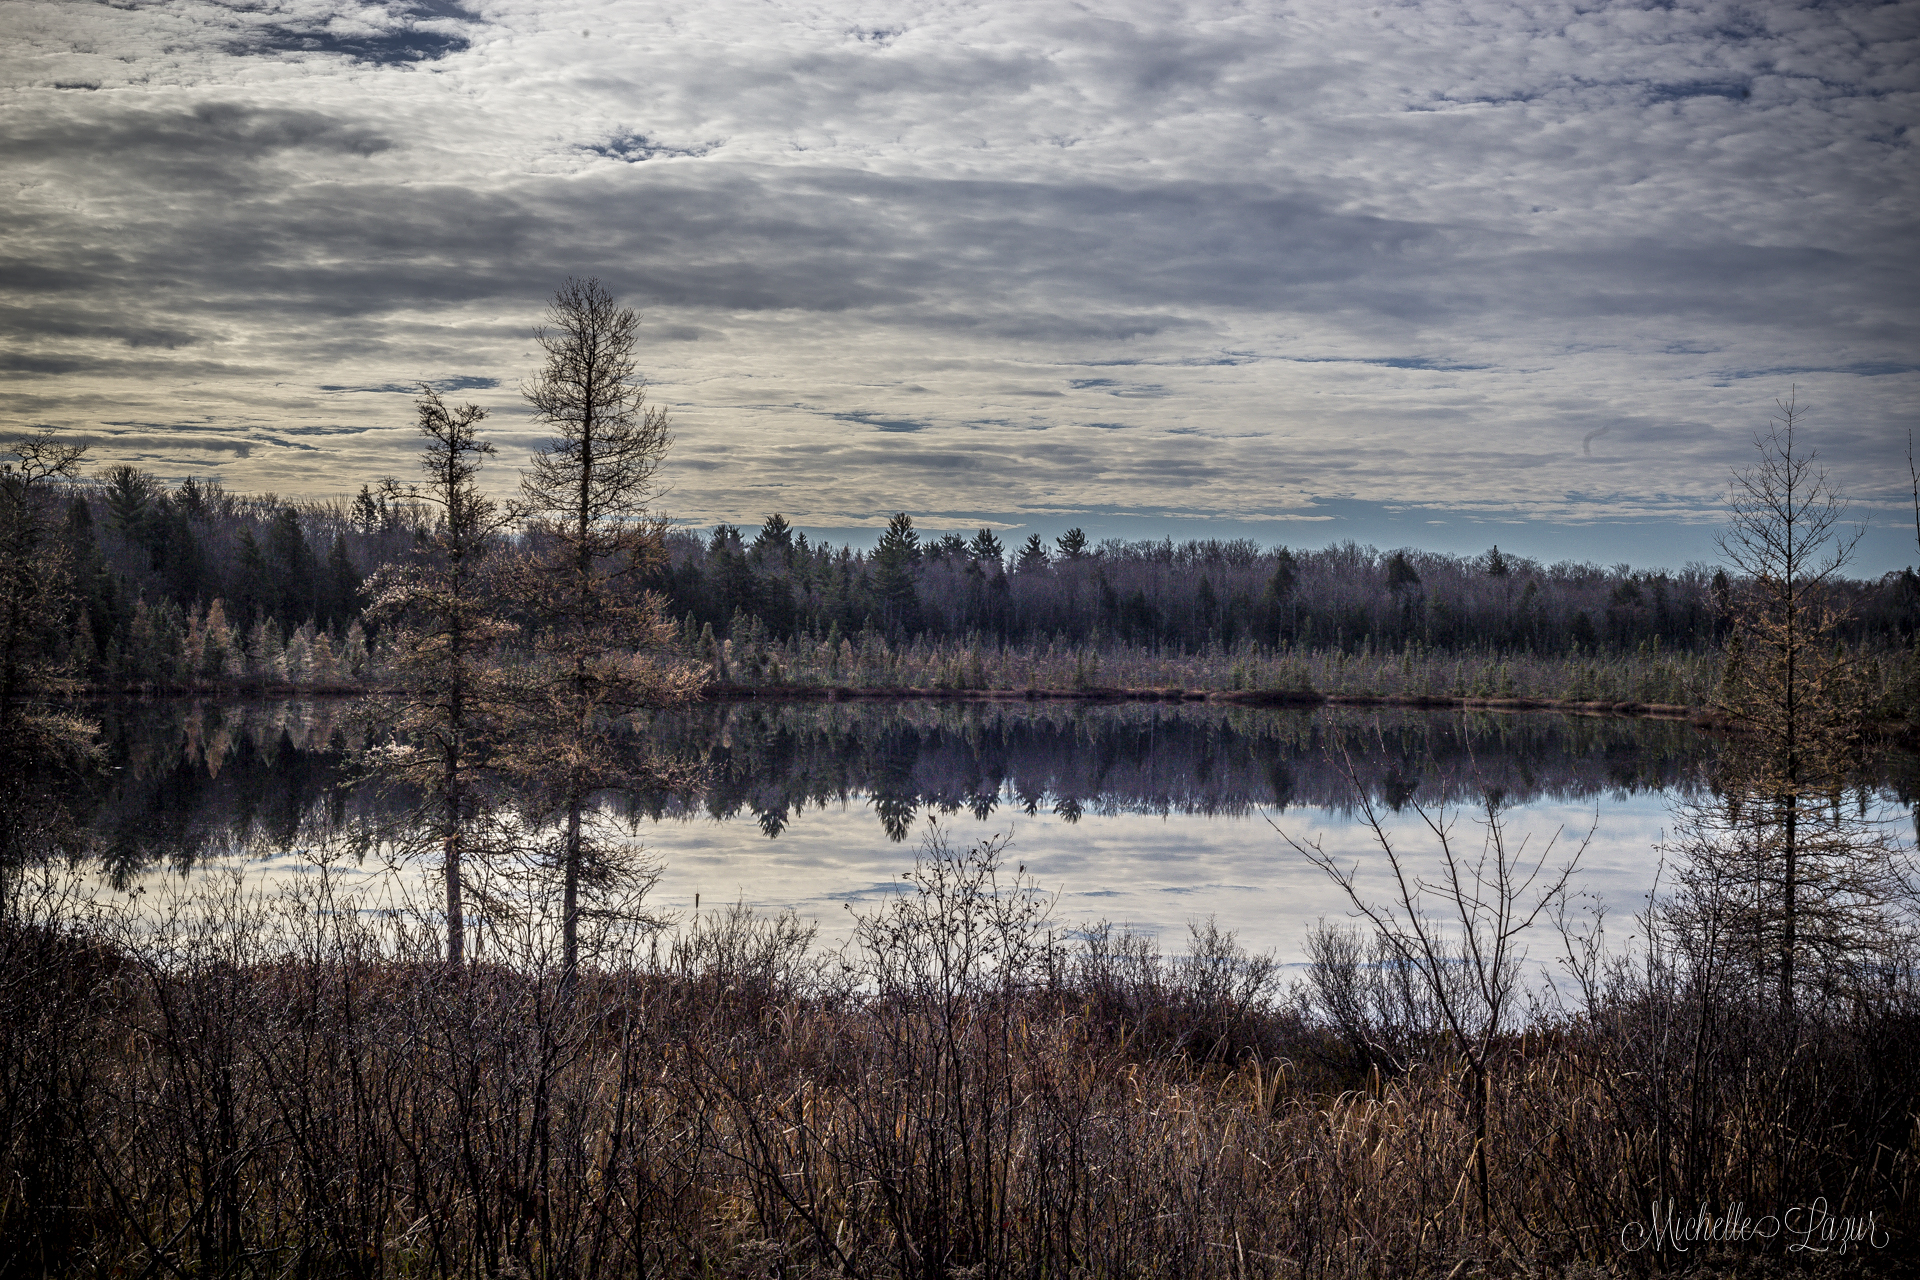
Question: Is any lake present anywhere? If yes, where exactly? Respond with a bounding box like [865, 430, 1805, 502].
[68, 696, 1872, 968]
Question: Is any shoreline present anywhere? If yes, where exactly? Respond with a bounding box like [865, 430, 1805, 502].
[701, 682, 1713, 722]
[62, 679, 1708, 722]
[56, 679, 1734, 724]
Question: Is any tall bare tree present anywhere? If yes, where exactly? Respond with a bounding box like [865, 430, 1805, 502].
[1, 434, 87, 724]
[505, 278, 700, 989]
[366, 388, 520, 965]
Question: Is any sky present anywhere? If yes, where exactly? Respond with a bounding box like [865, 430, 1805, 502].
[4, 0, 1917, 573]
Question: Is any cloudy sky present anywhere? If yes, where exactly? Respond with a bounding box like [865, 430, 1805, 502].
[5, 0, 1916, 570]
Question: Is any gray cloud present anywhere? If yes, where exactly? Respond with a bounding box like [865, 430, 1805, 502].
[1, 0, 1915, 563]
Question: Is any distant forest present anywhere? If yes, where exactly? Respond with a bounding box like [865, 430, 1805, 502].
[39, 468, 1920, 689]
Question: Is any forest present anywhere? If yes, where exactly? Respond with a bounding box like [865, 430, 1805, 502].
[19, 461, 1920, 695]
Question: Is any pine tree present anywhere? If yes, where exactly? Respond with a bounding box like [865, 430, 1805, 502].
[968, 527, 1005, 566]
[264, 507, 319, 626]
[751, 513, 794, 563]
[350, 484, 382, 536]
[233, 527, 270, 627]
[1262, 548, 1298, 644]
[99, 464, 153, 537]
[872, 513, 922, 637]
[323, 534, 363, 630]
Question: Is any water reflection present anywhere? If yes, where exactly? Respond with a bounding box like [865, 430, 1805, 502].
[50, 698, 1918, 959]
[78, 700, 390, 885]
[628, 700, 1722, 839]
[67, 696, 1736, 868]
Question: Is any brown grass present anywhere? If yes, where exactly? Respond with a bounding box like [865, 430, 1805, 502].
[1, 846, 1913, 1279]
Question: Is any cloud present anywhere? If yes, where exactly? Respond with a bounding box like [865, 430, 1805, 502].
[0, 0, 1914, 559]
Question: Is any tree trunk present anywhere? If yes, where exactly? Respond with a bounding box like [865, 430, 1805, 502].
[445, 829, 464, 967]
[1781, 791, 1796, 1019]
[562, 794, 582, 994]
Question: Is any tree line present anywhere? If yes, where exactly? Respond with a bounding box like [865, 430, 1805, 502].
[12, 451, 1920, 698]
[654, 514, 1920, 657]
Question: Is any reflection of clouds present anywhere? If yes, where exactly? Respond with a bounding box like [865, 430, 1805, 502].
[635, 793, 1676, 964]
[4, 0, 1916, 530]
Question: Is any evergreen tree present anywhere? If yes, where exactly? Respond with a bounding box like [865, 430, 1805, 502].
[62, 497, 118, 676]
[1681, 395, 1900, 1018]
[264, 507, 319, 626]
[750, 513, 794, 563]
[1015, 534, 1049, 573]
[147, 496, 205, 603]
[968, 527, 1005, 566]
[873, 513, 922, 637]
[707, 525, 755, 625]
[1055, 527, 1090, 561]
[323, 534, 363, 630]
[99, 464, 153, 537]
[350, 484, 383, 536]
[233, 527, 270, 627]
[1261, 547, 1298, 643]
[1386, 551, 1422, 593]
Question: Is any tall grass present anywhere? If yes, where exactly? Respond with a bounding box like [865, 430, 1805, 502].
[2, 832, 1913, 1277]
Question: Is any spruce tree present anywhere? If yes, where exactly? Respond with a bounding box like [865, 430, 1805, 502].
[968, 527, 1005, 566]
[872, 512, 922, 637]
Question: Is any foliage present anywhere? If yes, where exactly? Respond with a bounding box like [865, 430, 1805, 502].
[3, 842, 1913, 1277]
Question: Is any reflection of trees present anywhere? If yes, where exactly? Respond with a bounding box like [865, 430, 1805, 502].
[635, 702, 1734, 839]
[79, 697, 1915, 867]
[77, 701, 385, 884]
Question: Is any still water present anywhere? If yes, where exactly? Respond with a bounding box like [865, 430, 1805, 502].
[67, 697, 1833, 964]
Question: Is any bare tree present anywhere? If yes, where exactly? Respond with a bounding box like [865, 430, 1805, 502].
[1278, 763, 1587, 1231]
[504, 278, 700, 989]
[365, 388, 521, 965]
[1, 433, 88, 720]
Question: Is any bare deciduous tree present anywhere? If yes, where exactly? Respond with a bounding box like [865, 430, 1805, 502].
[0, 432, 99, 875]
[1278, 761, 1587, 1231]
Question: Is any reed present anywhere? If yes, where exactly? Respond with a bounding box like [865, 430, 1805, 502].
[2, 835, 1912, 1278]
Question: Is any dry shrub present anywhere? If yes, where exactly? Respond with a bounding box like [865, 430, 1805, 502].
[1, 838, 1913, 1278]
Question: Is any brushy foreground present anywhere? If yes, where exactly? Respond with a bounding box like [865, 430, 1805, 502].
[2, 844, 1915, 1279]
